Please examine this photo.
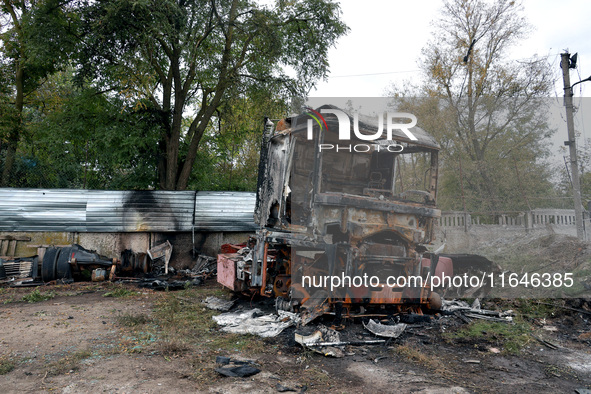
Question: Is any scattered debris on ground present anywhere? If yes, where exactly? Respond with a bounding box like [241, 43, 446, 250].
[363, 319, 407, 338]
[441, 299, 514, 323]
[213, 308, 300, 337]
[202, 295, 235, 311]
[0, 280, 590, 393]
[214, 357, 261, 378]
[0, 242, 219, 295]
[1, 233, 591, 392]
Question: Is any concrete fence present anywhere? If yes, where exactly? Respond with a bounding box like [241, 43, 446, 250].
[436, 209, 584, 252]
[439, 209, 580, 229]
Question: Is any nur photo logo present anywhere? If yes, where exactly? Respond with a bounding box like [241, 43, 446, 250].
[304, 107, 418, 153]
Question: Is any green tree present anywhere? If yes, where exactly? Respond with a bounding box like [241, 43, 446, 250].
[191, 94, 288, 191]
[0, 0, 77, 186]
[3, 65, 160, 189]
[389, 0, 555, 212]
[28, 84, 162, 189]
[76, 0, 348, 190]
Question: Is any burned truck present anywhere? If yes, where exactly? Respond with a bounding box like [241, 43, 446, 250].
[218, 105, 449, 323]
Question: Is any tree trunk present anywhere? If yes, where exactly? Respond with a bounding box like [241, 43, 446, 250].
[1, 62, 24, 187]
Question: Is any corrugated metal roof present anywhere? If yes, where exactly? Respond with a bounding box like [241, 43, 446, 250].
[0, 189, 257, 233]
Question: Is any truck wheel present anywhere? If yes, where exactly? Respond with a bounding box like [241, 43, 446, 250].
[56, 247, 74, 280]
[41, 247, 60, 282]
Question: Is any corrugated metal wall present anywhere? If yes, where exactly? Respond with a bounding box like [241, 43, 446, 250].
[0, 189, 257, 232]
[86, 190, 196, 232]
[193, 191, 258, 231]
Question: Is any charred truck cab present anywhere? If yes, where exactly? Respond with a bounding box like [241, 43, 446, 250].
[218, 105, 444, 324]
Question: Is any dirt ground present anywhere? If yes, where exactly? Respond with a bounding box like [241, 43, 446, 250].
[0, 279, 590, 394]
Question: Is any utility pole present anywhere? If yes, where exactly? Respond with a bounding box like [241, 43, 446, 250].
[561, 52, 585, 240]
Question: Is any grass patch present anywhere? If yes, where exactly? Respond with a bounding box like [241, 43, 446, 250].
[512, 299, 558, 320]
[156, 338, 190, 357]
[154, 287, 265, 382]
[103, 287, 139, 298]
[22, 288, 56, 303]
[190, 353, 219, 383]
[560, 268, 591, 296]
[119, 332, 157, 353]
[0, 356, 15, 375]
[46, 349, 92, 376]
[392, 344, 444, 370]
[302, 366, 331, 384]
[153, 288, 265, 350]
[446, 320, 532, 354]
[116, 312, 151, 327]
[115, 286, 266, 383]
[496, 255, 540, 275]
[0, 288, 15, 304]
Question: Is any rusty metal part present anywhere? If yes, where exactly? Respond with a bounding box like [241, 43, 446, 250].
[109, 264, 117, 281]
[217, 253, 240, 291]
[428, 291, 442, 310]
[91, 268, 107, 281]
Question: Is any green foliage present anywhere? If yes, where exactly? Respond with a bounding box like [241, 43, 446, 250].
[190, 95, 288, 191]
[103, 287, 139, 298]
[22, 288, 56, 303]
[12, 69, 161, 189]
[0, 61, 19, 132]
[447, 320, 532, 355]
[2, 0, 347, 190]
[0, 0, 80, 185]
[0, 356, 15, 375]
[74, 0, 348, 189]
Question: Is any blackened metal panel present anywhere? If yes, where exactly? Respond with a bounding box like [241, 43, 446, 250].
[86, 190, 196, 232]
[0, 188, 88, 232]
[193, 191, 257, 231]
[0, 189, 256, 232]
[254, 133, 291, 228]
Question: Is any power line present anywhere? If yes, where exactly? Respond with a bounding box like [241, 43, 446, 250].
[327, 53, 562, 80]
[328, 70, 420, 78]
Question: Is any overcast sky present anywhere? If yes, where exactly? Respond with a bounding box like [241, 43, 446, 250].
[312, 0, 591, 98]
[307, 0, 591, 166]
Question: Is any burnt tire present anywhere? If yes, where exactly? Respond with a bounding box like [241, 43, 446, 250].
[56, 247, 74, 280]
[41, 247, 60, 282]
